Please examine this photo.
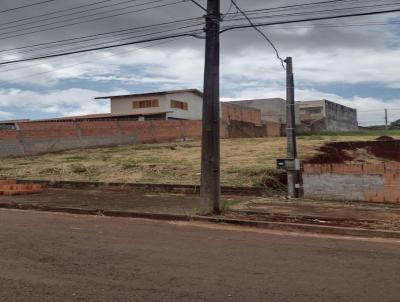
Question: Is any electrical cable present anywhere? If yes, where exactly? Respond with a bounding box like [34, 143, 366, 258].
[0, 0, 57, 14]
[0, 20, 204, 57]
[9, 24, 204, 58]
[0, 31, 205, 66]
[0, 16, 203, 54]
[0, 0, 167, 32]
[0, 0, 186, 40]
[229, 0, 286, 70]
[220, 7, 400, 33]
[2, 36, 190, 81]
[0, 0, 115, 27]
[186, 0, 207, 12]
[2, 1, 400, 66]
[223, 0, 396, 17]
[222, 1, 400, 23]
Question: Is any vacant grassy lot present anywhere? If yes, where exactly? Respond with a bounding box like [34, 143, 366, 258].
[1, 132, 399, 187]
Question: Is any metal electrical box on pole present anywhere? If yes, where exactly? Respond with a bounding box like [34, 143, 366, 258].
[285, 57, 300, 198]
[200, 0, 221, 215]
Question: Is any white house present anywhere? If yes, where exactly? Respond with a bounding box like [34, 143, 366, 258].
[95, 89, 204, 120]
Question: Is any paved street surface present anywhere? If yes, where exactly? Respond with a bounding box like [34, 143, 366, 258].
[1, 210, 400, 302]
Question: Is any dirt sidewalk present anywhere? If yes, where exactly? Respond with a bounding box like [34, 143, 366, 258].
[1, 188, 400, 233]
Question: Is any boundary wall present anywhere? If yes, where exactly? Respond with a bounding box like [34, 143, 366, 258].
[303, 163, 400, 204]
[0, 119, 281, 157]
[0, 120, 206, 157]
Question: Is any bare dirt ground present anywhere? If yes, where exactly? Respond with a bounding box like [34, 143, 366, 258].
[0, 188, 244, 215]
[2, 188, 400, 231]
[1, 209, 400, 302]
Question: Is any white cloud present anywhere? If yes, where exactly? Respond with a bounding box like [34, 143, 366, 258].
[0, 110, 13, 120]
[0, 88, 129, 118]
[2, 39, 399, 90]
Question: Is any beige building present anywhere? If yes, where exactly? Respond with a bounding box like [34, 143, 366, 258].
[95, 89, 204, 121]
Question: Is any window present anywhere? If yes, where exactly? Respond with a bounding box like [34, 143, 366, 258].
[133, 99, 159, 109]
[305, 108, 322, 114]
[171, 100, 188, 110]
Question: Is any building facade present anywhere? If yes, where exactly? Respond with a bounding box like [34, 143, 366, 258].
[227, 98, 301, 125]
[298, 99, 358, 132]
[95, 89, 204, 121]
[226, 98, 301, 135]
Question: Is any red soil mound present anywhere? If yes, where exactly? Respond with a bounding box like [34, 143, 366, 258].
[376, 136, 395, 141]
[306, 140, 400, 164]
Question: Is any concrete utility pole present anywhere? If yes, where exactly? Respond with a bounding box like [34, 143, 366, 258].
[200, 0, 221, 214]
[385, 108, 388, 130]
[285, 57, 299, 198]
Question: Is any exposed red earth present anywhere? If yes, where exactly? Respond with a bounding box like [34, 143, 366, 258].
[306, 139, 400, 164]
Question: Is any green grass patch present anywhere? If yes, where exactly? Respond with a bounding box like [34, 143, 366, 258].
[116, 159, 140, 170]
[64, 155, 88, 161]
[70, 164, 87, 173]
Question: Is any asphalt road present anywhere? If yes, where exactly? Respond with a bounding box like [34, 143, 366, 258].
[1, 210, 400, 302]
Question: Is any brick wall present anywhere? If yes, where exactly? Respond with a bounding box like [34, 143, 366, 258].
[0, 118, 279, 158]
[303, 163, 400, 204]
[265, 122, 281, 137]
[221, 103, 261, 125]
[0, 120, 205, 158]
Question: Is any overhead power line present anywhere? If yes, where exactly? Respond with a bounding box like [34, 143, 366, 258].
[0, 31, 204, 66]
[0, 0, 117, 28]
[0, 19, 203, 57]
[224, 0, 389, 17]
[0, 0, 184, 40]
[224, 1, 400, 22]
[1, 0, 394, 55]
[220, 7, 400, 33]
[0, 16, 202, 54]
[2, 0, 395, 41]
[222, 20, 400, 33]
[0, 0, 57, 14]
[8, 24, 204, 59]
[2, 36, 189, 82]
[0, 0, 143, 31]
[0, 0, 178, 32]
[229, 0, 286, 70]
[1, 1, 400, 66]
[186, 0, 207, 12]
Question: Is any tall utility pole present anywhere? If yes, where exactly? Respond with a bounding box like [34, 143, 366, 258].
[200, 0, 221, 214]
[285, 57, 299, 198]
[385, 108, 388, 130]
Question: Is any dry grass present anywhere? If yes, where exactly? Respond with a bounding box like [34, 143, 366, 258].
[0, 134, 398, 187]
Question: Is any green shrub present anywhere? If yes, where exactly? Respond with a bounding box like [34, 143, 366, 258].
[70, 164, 87, 173]
[117, 159, 140, 170]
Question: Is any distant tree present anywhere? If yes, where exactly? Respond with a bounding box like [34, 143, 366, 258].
[390, 119, 400, 129]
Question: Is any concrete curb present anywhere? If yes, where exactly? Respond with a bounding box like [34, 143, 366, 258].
[1, 202, 400, 240]
[16, 179, 271, 196]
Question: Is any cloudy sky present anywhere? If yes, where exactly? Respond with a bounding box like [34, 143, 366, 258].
[0, 0, 400, 125]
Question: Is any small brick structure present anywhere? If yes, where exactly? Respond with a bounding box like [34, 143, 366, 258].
[303, 163, 400, 204]
[0, 180, 43, 196]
